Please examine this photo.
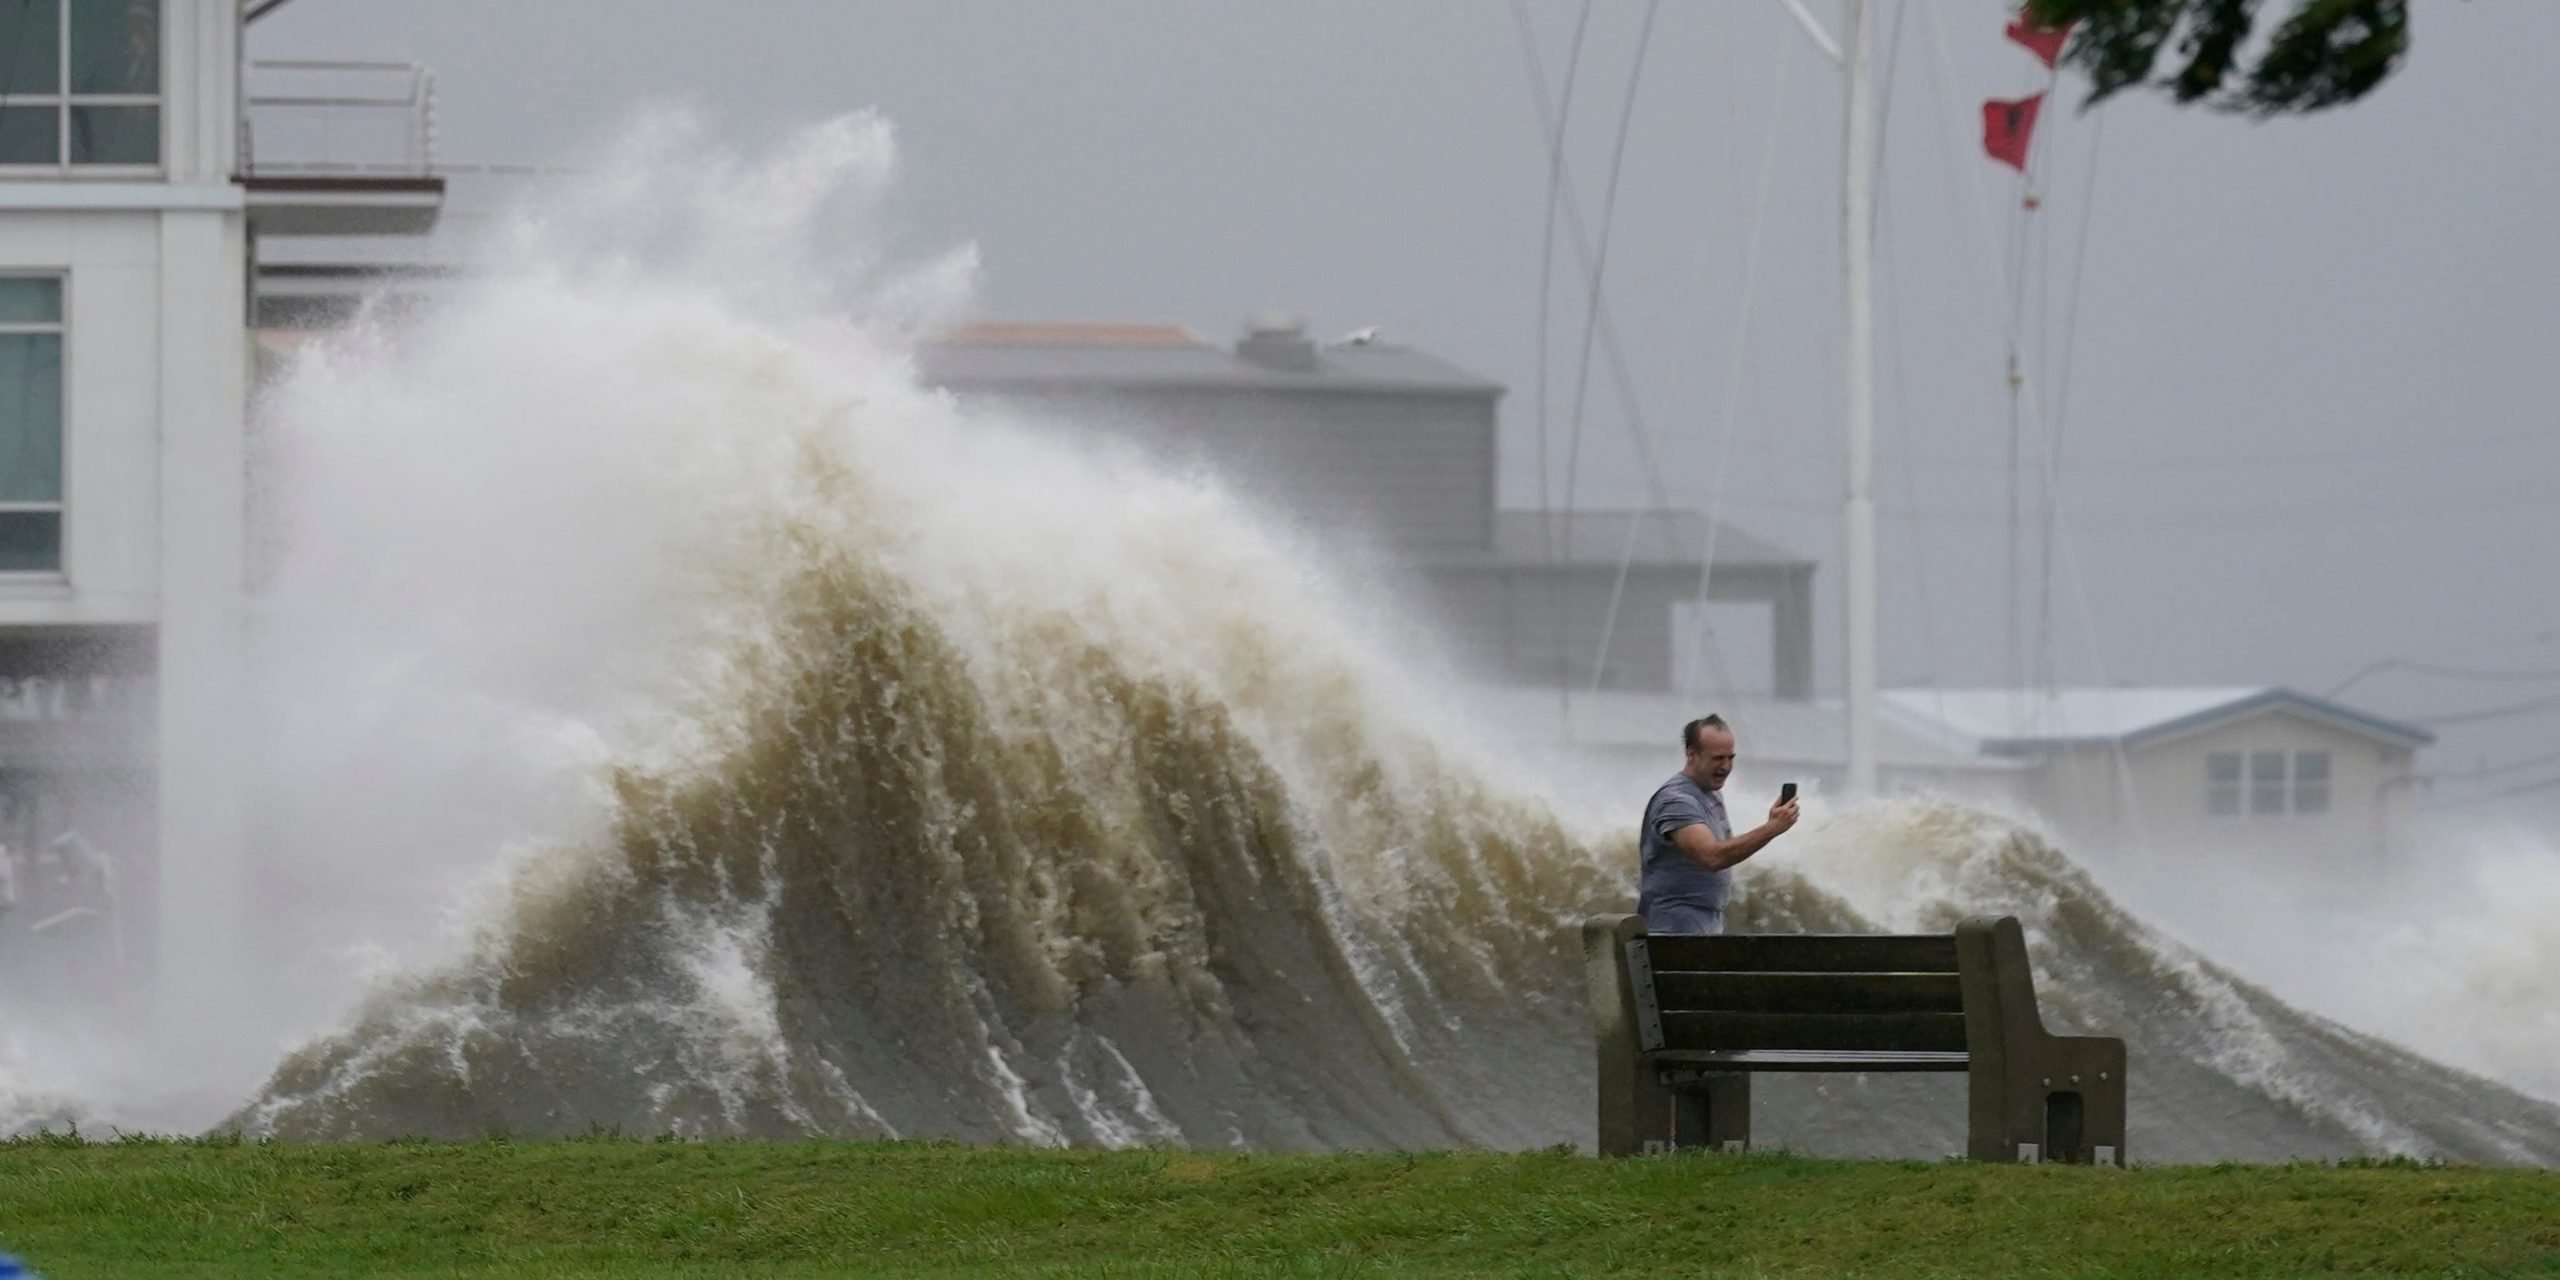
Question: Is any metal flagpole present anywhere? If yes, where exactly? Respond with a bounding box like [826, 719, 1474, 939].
[1841, 0, 1880, 796]
[1772, 0, 1879, 796]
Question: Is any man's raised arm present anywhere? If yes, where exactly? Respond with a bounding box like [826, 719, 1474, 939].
[1671, 798, 1800, 873]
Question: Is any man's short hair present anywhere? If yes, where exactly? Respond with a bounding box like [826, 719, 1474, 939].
[1682, 714, 1730, 751]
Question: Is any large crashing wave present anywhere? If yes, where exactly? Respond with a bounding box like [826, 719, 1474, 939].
[239, 536, 1610, 1146]
[232, 111, 1610, 1149]
[219, 115, 2560, 1163]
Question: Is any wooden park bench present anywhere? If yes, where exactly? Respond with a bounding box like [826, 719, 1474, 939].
[1583, 913, 2126, 1165]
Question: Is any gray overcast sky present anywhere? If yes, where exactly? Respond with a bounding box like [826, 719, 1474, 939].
[250, 1, 2560, 815]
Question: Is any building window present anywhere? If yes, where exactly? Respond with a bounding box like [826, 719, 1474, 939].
[2205, 751, 2242, 816]
[2207, 747, 2334, 818]
[2247, 750, 2287, 815]
[2292, 750, 2330, 814]
[0, 0, 160, 169]
[0, 276, 62, 572]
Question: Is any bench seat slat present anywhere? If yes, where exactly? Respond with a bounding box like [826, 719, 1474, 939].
[1659, 1010, 1970, 1053]
[1653, 1048, 1970, 1074]
[1649, 971, 1964, 1015]
[1641, 933, 1959, 974]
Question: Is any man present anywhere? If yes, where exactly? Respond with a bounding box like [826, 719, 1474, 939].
[1637, 715, 1799, 935]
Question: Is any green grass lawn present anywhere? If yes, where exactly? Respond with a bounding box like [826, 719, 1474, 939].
[3, 1134, 2557, 1278]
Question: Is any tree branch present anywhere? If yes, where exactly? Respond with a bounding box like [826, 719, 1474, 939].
[2023, 0, 2411, 116]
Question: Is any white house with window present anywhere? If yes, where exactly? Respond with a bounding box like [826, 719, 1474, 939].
[0, 0, 440, 1012]
[1882, 687, 2434, 865]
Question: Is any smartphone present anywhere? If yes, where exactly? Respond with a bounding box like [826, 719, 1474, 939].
[1779, 782, 1798, 805]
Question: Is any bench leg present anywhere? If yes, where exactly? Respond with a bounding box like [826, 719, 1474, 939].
[2078, 1041, 2128, 1167]
[1968, 1040, 2127, 1165]
[1672, 1073, 1751, 1152]
[1599, 1059, 1677, 1156]
[1589, 914, 1670, 1157]
[2046, 1038, 2127, 1165]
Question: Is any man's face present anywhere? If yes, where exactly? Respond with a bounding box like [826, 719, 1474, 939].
[1688, 727, 1737, 790]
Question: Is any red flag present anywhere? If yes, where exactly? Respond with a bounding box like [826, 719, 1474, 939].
[1982, 93, 2044, 171]
[2004, 13, 2073, 68]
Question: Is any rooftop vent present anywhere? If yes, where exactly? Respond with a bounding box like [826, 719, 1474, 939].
[1236, 310, 1318, 371]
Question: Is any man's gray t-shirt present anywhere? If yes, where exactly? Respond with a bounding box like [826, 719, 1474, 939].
[1638, 773, 1732, 914]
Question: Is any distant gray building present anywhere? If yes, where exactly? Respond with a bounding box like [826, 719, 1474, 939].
[918, 314, 1817, 697]
[1883, 687, 2434, 863]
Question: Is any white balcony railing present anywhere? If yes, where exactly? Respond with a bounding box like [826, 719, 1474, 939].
[241, 58, 438, 177]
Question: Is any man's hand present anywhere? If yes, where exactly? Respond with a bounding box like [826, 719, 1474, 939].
[1767, 798, 1800, 833]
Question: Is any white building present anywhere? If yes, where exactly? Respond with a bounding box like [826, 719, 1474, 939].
[1883, 687, 2434, 864]
[0, 0, 438, 1005]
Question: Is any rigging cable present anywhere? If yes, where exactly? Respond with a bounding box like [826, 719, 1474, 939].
[1509, 0, 1700, 697]
[1873, 0, 1955, 726]
[1510, 0, 1597, 717]
[1557, 0, 1667, 681]
[2406, 689, 2560, 728]
[1998, 20, 2064, 697]
[1601, 9, 1799, 698]
[2426, 744, 2560, 784]
[2034, 110, 2107, 694]
[1919, 0, 2152, 856]
[2426, 768, 2560, 806]
[2323, 656, 2560, 698]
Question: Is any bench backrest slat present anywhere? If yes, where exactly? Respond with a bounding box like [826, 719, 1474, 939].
[1641, 933, 1960, 975]
[1658, 1010, 1970, 1054]
[1636, 933, 1969, 1056]
[1650, 970, 1965, 1016]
